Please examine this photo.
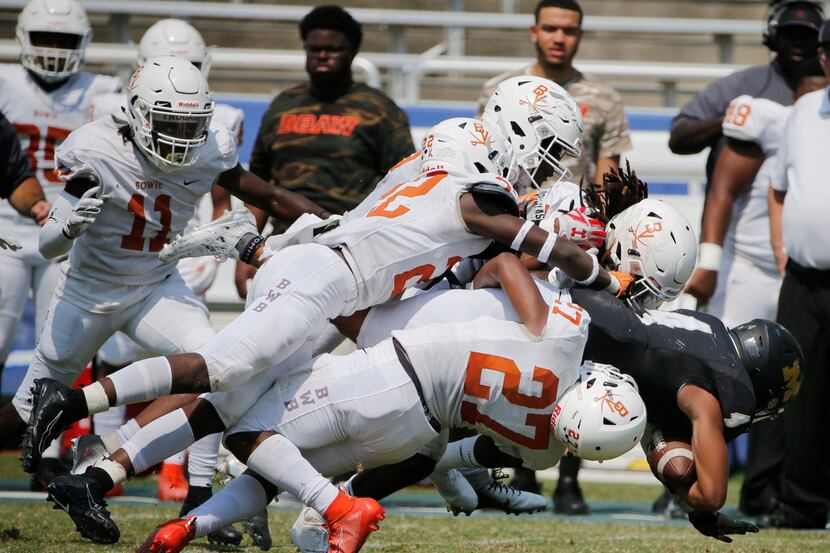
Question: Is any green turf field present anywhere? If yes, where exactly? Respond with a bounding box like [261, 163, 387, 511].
[0, 456, 827, 553]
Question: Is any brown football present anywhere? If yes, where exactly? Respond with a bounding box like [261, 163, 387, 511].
[646, 429, 696, 489]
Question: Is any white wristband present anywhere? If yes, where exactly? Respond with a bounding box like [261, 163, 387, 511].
[511, 220, 534, 251]
[604, 273, 621, 295]
[536, 232, 558, 264]
[574, 253, 600, 286]
[698, 242, 723, 271]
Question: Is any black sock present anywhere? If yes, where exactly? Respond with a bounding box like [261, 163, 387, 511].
[557, 454, 582, 481]
[84, 466, 115, 492]
[67, 388, 90, 420]
[181, 485, 213, 516]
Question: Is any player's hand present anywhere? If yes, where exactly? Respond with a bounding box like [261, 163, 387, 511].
[235, 260, 257, 299]
[688, 511, 759, 543]
[64, 186, 105, 238]
[30, 200, 51, 226]
[545, 207, 606, 250]
[0, 234, 21, 251]
[685, 268, 717, 305]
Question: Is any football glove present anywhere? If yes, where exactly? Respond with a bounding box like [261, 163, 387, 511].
[688, 511, 759, 543]
[543, 207, 606, 250]
[64, 186, 105, 238]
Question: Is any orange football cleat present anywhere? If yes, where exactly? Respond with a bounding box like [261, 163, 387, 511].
[158, 463, 188, 502]
[137, 516, 196, 553]
[325, 493, 385, 553]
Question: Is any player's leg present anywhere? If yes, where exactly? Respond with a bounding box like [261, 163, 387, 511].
[18, 275, 132, 472]
[0, 254, 33, 444]
[62, 244, 357, 423]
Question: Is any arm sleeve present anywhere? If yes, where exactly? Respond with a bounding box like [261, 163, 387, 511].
[39, 190, 78, 258]
[598, 89, 633, 158]
[0, 113, 34, 199]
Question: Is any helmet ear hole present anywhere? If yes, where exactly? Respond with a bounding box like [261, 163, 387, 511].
[511, 121, 526, 137]
[473, 162, 487, 174]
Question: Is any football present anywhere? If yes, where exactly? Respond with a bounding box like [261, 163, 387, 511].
[645, 429, 696, 489]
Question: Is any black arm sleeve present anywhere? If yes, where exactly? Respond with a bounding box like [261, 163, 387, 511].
[0, 112, 34, 199]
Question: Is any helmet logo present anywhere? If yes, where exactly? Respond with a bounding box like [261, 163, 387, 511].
[129, 66, 143, 91]
[519, 85, 550, 114]
[469, 123, 490, 146]
[629, 221, 663, 247]
[596, 390, 629, 417]
[782, 360, 801, 402]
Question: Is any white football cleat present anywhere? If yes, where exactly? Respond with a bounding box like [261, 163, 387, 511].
[430, 468, 478, 516]
[71, 434, 109, 475]
[159, 208, 257, 262]
[291, 506, 329, 553]
[474, 470, 548, 515]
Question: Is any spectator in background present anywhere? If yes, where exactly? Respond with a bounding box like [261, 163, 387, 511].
[668, 0, 822, 188]
[476, 0, 632, 185]
[238, 4, 415, 297]
[758, 19, 830, 529]
[476, 0, 631, 515]
[685, 59, 826, 519]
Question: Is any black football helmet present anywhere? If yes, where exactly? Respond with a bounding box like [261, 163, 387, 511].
[729, 319, 804, 422]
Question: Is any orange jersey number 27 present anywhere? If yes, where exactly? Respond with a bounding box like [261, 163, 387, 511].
[460, 351, 560, 450]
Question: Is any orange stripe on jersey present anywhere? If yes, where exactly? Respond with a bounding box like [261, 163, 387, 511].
[388, 150, 421, 173]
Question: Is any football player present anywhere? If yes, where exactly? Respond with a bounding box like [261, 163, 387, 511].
[85, 18, 253, 546]
[134, 251, 646, 553]
[0, 0, 120, 478]
[4, 56, 325, 476]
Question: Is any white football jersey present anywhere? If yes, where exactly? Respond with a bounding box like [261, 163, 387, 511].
[534, 180, 585, 222]
[721, 95, 788, 273]
[315, 168, 494, 310]
[54, 116, 238, 285]
[0, 64, 121, 239]
[393, 288, 589, 470]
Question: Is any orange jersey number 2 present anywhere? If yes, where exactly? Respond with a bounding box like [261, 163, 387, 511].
[367, 172, 446, 219]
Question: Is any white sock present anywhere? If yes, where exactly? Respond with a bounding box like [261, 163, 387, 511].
[189, 474, 267, 538]
[163, 451, 186, 465]
[98, 458, 128, 486]
[108, 357, 172, 407]
[102, 418, 141, 453]
[187, 433, 222, 488]
[246, 434, 338, 515]
[435, 437, 481, 472]
[93, 405, 126, 437]
[121, 409, 195, 474]
[83, 382, 110, 415]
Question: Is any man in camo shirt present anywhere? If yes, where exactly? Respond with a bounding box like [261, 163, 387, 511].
[475, 0, 631, 514]
[476, 0, 631, 186]
[238, 5, 415, 297]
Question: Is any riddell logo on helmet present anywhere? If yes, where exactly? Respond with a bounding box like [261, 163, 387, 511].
[177, 101, 201, 108]
[550, 404, 562, 429]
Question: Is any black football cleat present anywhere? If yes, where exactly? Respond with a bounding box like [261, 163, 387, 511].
[242, 509, 273, 550]
[21, 378, 73, 473]
[46, 473, 120, 544]
[552, 476, 590, 515]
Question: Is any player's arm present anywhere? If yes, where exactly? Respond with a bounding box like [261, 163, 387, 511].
[8, 177, 49, 225]
[668, 116, 723, 155]
[459, 191, 627, 296]
[768, 186, 787, 278]
[39, 176, 102, 259]
[217, 162, 330, 224]
[676, 384, 728, 512]
[686, 140, 763, 304]
[472, 252, 548, 336]
[209, 184, 231, 220]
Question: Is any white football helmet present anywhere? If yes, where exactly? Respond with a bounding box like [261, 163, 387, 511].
[604, 199, 697, 310]
[138, 18, 212, 77]
[420, 117, 520, 203]
[126, 56, 214, 171]
[551, 363, 646, 461]
[482, 76, 583, 191]
[16, 0, 91, 82]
